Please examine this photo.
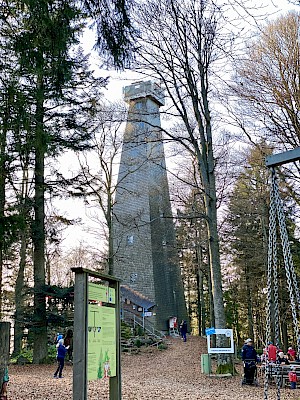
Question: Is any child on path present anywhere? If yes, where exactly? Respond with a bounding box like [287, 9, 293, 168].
[288, 366, 298, 389]
[54, 338, 69, 378]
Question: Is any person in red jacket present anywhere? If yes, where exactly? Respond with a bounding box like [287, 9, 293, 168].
[288, 366, 298, 389]
[267, 341, 277, 362]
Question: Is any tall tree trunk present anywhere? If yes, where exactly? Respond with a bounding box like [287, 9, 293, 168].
[14, 160, 30, 355]
[195, 81, 226, 337]
[32, 74, 47, 364]
[233, 300, 241, 347]
[0, 322, 10, 398]
[197, 268, 206, 336]
[196, 243, 206, 336]
[13, 231, 27, 355]
[207, 249, 215, 330]
[204, 187, 225, 329]
[0, 95, 9, 319]
[245, 266, 254, 340]
[107, 191, 114, 275]
[0, 154, 5, 320]
[200, 115, 228, 367]
[187, 272, 192, 322]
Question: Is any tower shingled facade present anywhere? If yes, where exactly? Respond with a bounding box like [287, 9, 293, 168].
[113, 81, 188, 332]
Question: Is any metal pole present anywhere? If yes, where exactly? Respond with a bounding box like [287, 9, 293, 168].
[143, 308, 145, 329]
[266, 147, 300, 168]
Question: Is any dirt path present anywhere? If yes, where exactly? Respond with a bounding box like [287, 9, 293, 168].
[8, 336, 300, 399]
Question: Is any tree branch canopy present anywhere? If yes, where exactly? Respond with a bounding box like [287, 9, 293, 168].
[233, 11, 300, 149]
[82, 0, 136, 68]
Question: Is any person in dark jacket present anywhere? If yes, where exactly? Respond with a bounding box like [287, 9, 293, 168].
[277, 351, 290, 365]
[64, 329, 73, 362]
[54, 339, 69, 378]
[242, 338, 257, 361]
[179, 320, 188, 342]
[241, 338, 258, 385]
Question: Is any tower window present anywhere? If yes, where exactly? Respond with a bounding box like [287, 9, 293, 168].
[127, 235, 134, 245]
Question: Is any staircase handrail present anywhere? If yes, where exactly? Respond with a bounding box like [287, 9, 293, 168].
[121, 308, 166, 339]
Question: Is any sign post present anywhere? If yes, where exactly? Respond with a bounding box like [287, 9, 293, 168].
[72, 268, 121, 400]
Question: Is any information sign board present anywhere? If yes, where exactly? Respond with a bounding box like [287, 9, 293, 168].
[88, 283, 117, 380]
[207, 328, 234, 354]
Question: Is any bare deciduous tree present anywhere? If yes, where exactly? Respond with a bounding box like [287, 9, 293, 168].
[132, 0, 231, 360]
[73, 101, 126, 275]
[232, 11, 300, 149]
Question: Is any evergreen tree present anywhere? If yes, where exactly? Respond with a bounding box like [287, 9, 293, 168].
[224, 144, 270, 345]
[9, 0, 83, 363]
[176, 184, 212, 336]
[0, 0, 135, 363]
[224, 143, 300, 347]
[82, 0, 135, 68]
[5, 0, 102, 362]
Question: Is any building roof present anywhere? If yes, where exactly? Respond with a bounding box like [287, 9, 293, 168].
[121, 285, 156, 310]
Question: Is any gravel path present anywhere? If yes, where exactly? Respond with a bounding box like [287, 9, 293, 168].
[8, 336, 300, 399]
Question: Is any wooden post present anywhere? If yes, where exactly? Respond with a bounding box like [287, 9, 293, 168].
[72, 270, 88, 400]
[109, 279, 121, 400]
[72, 268, 122, 400]
[0, 322, 10, 400]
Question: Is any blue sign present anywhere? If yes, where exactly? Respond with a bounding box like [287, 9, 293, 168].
[205, 327, 216, 336]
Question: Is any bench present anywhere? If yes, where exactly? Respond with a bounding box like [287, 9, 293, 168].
[259, 363, 300, 387]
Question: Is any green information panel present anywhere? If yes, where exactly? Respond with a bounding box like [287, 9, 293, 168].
[108, 287, 115, 304]
[88, 284, 116, 381]
[88, 282, 115, 304]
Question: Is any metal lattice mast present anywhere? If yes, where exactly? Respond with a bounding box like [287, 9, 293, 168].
[264, 147, 300, 400]
[264, 170, 281, 400]
[271, 170, 299, 348]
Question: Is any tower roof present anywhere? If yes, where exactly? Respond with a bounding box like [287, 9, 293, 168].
[123, 80, 165, 106]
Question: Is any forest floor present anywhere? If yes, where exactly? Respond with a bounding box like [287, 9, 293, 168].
[8, 336, 300, 399]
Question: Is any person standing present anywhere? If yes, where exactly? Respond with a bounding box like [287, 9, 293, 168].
[64, 329, 73, 362]
[277, 351, 290, 365]
[241, 338, 258, 385]
[54, 338, 69, 378]
[287, 346, 297, 361]
[288, 366, 298, 389]
[242, 338, 257, 361]
[179, 320, 188, 342]
[267, 341, 277, 362]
